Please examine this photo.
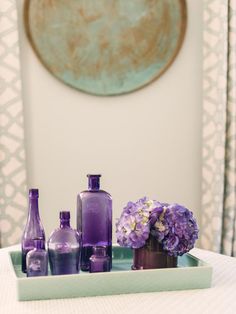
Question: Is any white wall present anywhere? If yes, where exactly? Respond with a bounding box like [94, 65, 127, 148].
[17, 0, 203, 239]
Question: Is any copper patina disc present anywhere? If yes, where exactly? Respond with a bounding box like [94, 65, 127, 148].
[25, 0, 187, 96]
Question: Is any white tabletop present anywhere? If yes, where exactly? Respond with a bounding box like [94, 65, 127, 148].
[0, 245, 236, 314]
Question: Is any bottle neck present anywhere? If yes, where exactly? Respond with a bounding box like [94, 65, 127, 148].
[60, 219, 70, 228]
[28, 197, 40, 220]
[88, 176, 100, 190]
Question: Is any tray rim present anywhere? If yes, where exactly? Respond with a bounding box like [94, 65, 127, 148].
[8, 247, 212, 282]
[8, 247, 213, 301]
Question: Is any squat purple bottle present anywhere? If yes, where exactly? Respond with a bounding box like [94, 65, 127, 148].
[48, 211, 81, 275]
[77, 174, 112, 271]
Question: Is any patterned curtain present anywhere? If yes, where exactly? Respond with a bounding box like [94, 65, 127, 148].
[0, 0, 27, 247]
[201, 0, 236, 255]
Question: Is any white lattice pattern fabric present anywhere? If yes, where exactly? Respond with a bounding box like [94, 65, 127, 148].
[201, 0, 236, 255]
[0, 0, 27, 247]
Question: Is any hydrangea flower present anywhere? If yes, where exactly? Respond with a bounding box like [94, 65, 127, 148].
[116, 197, 199, 256]
[116, 197, 151, 249]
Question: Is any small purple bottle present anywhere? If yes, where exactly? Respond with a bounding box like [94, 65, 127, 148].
[26, 238, 48, 277]
[21, 189, 45, 273]
[89, 246, 110, 273]
[48, 211, 81, 275]
[77, 174, 112, 271]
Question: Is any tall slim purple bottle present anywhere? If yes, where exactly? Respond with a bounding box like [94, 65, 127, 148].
[21, 189, 45, 273]
[77, 174, 112, 271]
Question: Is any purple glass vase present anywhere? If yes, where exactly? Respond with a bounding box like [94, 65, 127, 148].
[48, 211, 81, 275]
[21, 189, 45, 273]
[132, 235, 177, 270]
[77, 174, 112, 271]
[26, 238, 48, 277]
[89, 246, 110, 273]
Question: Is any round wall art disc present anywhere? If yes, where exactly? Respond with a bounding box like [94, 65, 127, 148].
[24, 0, 187, 96]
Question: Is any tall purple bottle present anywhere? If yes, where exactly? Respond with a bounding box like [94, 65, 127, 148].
[77, 174, 112, 271]
[21, 189, 45, 273]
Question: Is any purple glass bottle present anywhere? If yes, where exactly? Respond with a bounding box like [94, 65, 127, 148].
[77, 174, 112, 271]
[21, 189, 45, 273]
[48, 211, 81, 275]
[89, 246, 110, 273]
[26, 238, 48, 277]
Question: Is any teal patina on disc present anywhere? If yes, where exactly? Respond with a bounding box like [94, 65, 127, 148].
[24, 0, 186, 96]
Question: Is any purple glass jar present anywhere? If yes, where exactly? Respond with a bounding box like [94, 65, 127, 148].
[77, 174, 112, 271]
[89, 246, 110, 273]
[48, 211, 81, 275]
[26, 238, 48, 277]
[21, 189, 45, 273]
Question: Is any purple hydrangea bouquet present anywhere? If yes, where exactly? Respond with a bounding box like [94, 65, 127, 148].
[116, 197, 198, 264]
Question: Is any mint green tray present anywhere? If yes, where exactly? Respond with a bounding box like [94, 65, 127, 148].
[9, 246, 212, 301]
